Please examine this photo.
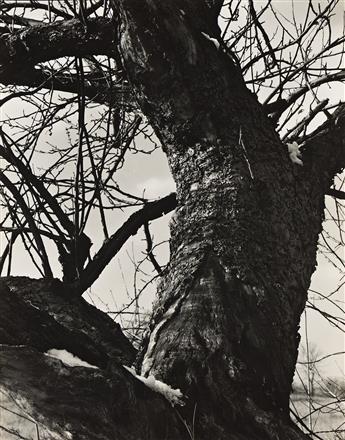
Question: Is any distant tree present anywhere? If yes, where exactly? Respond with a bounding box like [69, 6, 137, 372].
[0, 1, 344, 439]
[297, 343, 323, 397]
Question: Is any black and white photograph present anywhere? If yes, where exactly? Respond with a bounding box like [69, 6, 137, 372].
[0, 1, 344, 439]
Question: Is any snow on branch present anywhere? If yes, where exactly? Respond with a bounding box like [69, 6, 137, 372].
[45, 349, 99, 369]
[123, 366, 184, 407]
[287, 141, 303, 166]
[201, 32, 220, 49]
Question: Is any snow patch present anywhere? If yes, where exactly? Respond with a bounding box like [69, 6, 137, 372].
[190, 182, 199, 191]
[0, 343, 26, 347]
[45, 349, 98, 369]
[123, 366, 184, 406]
[141, 297, 184, 376]
[26, 300, 40, 310]
[201, 32, 220, 49]
[287, 141, 303, 166]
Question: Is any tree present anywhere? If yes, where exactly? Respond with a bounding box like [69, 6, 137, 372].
[0, 1, 344, 439]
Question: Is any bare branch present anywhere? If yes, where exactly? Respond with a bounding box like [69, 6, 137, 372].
[0, 68, 131, 106]
[0, 172, 53, 278]
[326, 189, 345, 200]
[0, 17, 118, 75]
[0, 131, 74, 236]
[0, 1, 73, 19]
[143, 222, 163, 276]
[268, 71, 345, 121]
[72, 193, 177, 295]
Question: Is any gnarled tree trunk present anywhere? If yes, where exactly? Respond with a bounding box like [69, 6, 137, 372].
[116, 1, 338, 438]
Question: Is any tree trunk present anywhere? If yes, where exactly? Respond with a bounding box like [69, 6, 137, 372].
[116, 1, 328, 438]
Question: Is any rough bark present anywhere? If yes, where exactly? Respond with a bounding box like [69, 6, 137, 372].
[0, 278, 188, 439]
[115, 0, 338, 438]
[0, 277, 135, 365]
[0, 17, 121, 101]
[0, 18, 117, 68]
[0, 345, 186, 440]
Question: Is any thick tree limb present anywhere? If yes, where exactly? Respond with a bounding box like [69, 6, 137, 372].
[0, 67, 134, 108]
[0, 276, 136, 364]
[0, 17, 118, 73]
[72, 193, 177, 295]
[0, 68, 130, 105]
[0, 279, 107, 367]
[0, 346, 185, 440]
[0, 277, 185, 439]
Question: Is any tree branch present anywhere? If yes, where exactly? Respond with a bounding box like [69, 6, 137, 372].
[0, 172, 53, 278]
[1, 276, 136, 363]
[302, 103, 345, 188]
[326, 188, 345, 200]
[266, 71, 345, 121]
[0, 134, 74, 236]
[0, 1, 73, 19]
[0, 67, 133, 106]
[0, 17, 118, 73]
[144, 222, 163, 276]
[0, 279, 182, 439]
[72, 193, 177, 295]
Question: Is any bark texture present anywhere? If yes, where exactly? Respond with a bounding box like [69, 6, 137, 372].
[115, 0, 337, 438]
[0, 278, 188, 439]
[0, 18, 117, 67]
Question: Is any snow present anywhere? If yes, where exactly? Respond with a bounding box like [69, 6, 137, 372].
[45, 349, 99, 369]
[26, 300, 40, 310]
[287, 141, 303, 166]
[201, 32, 220, 50]
[123, 366, 184, 406]
[0, 343, 26, 347]
[141, 296, 184, 376]
[190, 182, 199, 191]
